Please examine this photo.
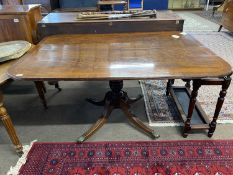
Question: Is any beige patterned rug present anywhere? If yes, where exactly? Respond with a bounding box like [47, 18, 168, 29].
[176, 12, 221, 32]
[141, 32, 233, 126]
[193, 10, 222, 25]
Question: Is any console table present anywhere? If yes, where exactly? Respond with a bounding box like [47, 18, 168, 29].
[8, 32, 232, 141]
[37, 11, 184, 40]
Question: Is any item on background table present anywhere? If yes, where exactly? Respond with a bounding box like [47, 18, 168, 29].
[77, 10, 157, 20]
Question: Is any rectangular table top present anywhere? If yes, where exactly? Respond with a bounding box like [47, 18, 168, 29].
[38, 10, 182, 24]
[37, 11, 184, 40]
[8, 32, 232, 81]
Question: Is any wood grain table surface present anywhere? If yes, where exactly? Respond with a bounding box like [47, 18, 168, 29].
[7, 32, 232, 81]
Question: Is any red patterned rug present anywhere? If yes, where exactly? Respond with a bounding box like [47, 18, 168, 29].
[12, 140, 233, 175]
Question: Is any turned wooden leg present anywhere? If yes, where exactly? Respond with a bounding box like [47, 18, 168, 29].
[120, 100, 160, 139]
[42, 82, 47, 93]
[183, 80, 201, 137]
[218, 25, 223, 32]
[166, 79, 175, 96]
[41, 82, 46, 93]
[77, 102, 114, 143]
[0, 91, 23, 154]
[34, 81, 47, 109]
[208, 76, 231, 137]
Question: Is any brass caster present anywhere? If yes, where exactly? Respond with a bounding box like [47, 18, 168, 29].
[77, 136, 85, 143]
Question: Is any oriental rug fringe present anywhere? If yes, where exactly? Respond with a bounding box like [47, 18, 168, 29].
[7, 140, 233, 175]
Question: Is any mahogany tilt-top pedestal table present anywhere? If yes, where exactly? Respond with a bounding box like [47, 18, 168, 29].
[7, 32, 232, 142]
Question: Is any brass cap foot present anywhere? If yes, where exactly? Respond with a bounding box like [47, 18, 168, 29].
[77, 136, 85, 143]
